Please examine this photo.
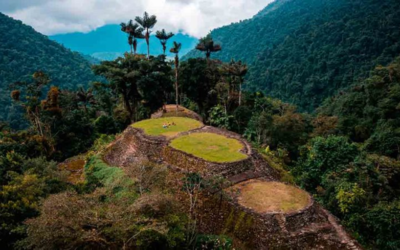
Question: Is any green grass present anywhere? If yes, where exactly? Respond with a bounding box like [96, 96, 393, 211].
[132, 117, 203, 138]
[170, 132, 248, 163]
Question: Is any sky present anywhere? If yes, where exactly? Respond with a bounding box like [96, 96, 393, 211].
[0, 0, 273, 38]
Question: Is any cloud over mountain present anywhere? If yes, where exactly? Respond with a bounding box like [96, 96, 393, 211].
[1, 0, 272, 37]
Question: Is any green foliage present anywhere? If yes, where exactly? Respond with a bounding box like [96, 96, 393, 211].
[23, 190, 187, 250]
[208, 105, 232, 129]
[294, 134, 400, 248]
[319, 57, 400, 159]
[0, 13, 100, 125]
[0, 154, 69, 248]
[336, 183, 366, 214]
[93, 54, 173, 121]
[23, 157, 188, 250]
[295, 136, 359, 191]
[94, 115, 119, 134]
[195, 234, 233, 250]
[84, 156, 134, 195]
[243, 95, 308, 156]
[179, 58, 219, 117]
[232, 106, 252, 134]
[183, 0, 400, 111]
[361, 201, 400, 249]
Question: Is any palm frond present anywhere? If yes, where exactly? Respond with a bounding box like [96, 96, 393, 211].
[135, 12, 157, 29]
[170, 42, 182, 54]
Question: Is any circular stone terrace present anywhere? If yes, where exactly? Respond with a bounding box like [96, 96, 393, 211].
[226, 180, 311, 214]
[132, 117, 203, 138]
[169, 132, 248, 163]
[131, 117, 253, 177]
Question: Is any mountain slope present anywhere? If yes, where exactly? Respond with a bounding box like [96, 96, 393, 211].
[50, 24, 198, 60]
[0, 12, 99, 122]
[183, 0, 400, 111]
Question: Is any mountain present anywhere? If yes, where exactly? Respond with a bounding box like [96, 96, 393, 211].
[50, 24, 198, 60]
[0, 12, 99, 124]
[183, 0, 400, 111]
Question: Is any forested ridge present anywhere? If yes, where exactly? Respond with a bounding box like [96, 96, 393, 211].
[0, 13, 100, 126]
[183, 0, 400, 111]
[1, 4, 400, 250]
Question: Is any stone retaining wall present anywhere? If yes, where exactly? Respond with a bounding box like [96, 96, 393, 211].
[162, 145, 254, 178]
[162, 126, 256, 178]
[129, 127, 168, 162]
[103, 118, 361, 250]
[151, 105, 203, 122]
[197, 191, 358, 249]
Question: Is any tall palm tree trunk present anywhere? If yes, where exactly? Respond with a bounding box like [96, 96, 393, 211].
[133, 40, 137, 54]
[174, 56, 179, 113]
[146, 29, 150, 58]
[239, 78, 243, 106]
[175, 71, 179, 113]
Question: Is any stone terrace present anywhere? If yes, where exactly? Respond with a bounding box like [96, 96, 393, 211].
[103, 113, 362, 250]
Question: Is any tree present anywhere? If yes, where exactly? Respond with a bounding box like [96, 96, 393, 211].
[135, 56, 174, 113]
[195, 34, 221, 61]
[225, 60, 248, 106]
[214, 82, 230, 115]
[92, 54, 141, 122]
[181, 173, 204, 246]
[179, 58, 220, 116]
[295, 136, 359, 190]
[156, 29, 174, 55]
[76, 87, 95, 113]
[10, 71, 50, 137]
[24, 190, 186, 250]
[93, 54, 173, 121]
[120, 20, 145, 54]
[170, 41, 182, 112]
[0, 155, 68, 248]
[135, 12, 157, 58]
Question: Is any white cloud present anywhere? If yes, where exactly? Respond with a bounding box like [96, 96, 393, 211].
[2, 0, 273, 37]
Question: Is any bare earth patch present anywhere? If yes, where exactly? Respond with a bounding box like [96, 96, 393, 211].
[58, 156, 86, 184]
[227, 180, 310, 213]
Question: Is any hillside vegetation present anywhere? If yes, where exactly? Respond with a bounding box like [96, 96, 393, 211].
[1, 7, 400, 250]
[0, 13, 99, 124]
[183, 0, 400, 111]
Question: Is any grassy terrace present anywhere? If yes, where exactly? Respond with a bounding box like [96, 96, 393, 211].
[170, 132, 247, 163]
[228, 180, 310, 213]
[132, 117, 203, 138]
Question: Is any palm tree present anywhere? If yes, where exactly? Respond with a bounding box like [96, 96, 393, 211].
[135, 12, 157, 58]
[170, 41, 182, 113]
[226, 60, 248, 106]
[76, 87, 95, 113]
[120, 20, 144, 54]
[120, 20, 134, 54]
[156, 29, 174, 55]
[195, 33, 221, 61]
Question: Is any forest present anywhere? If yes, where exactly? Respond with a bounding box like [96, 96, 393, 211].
[1, 2, 400, 250]
[183, 0, 400, 111]
[0, 12, 100, 129]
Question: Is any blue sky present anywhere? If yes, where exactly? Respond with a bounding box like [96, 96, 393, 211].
[0, 0, 273, 38]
